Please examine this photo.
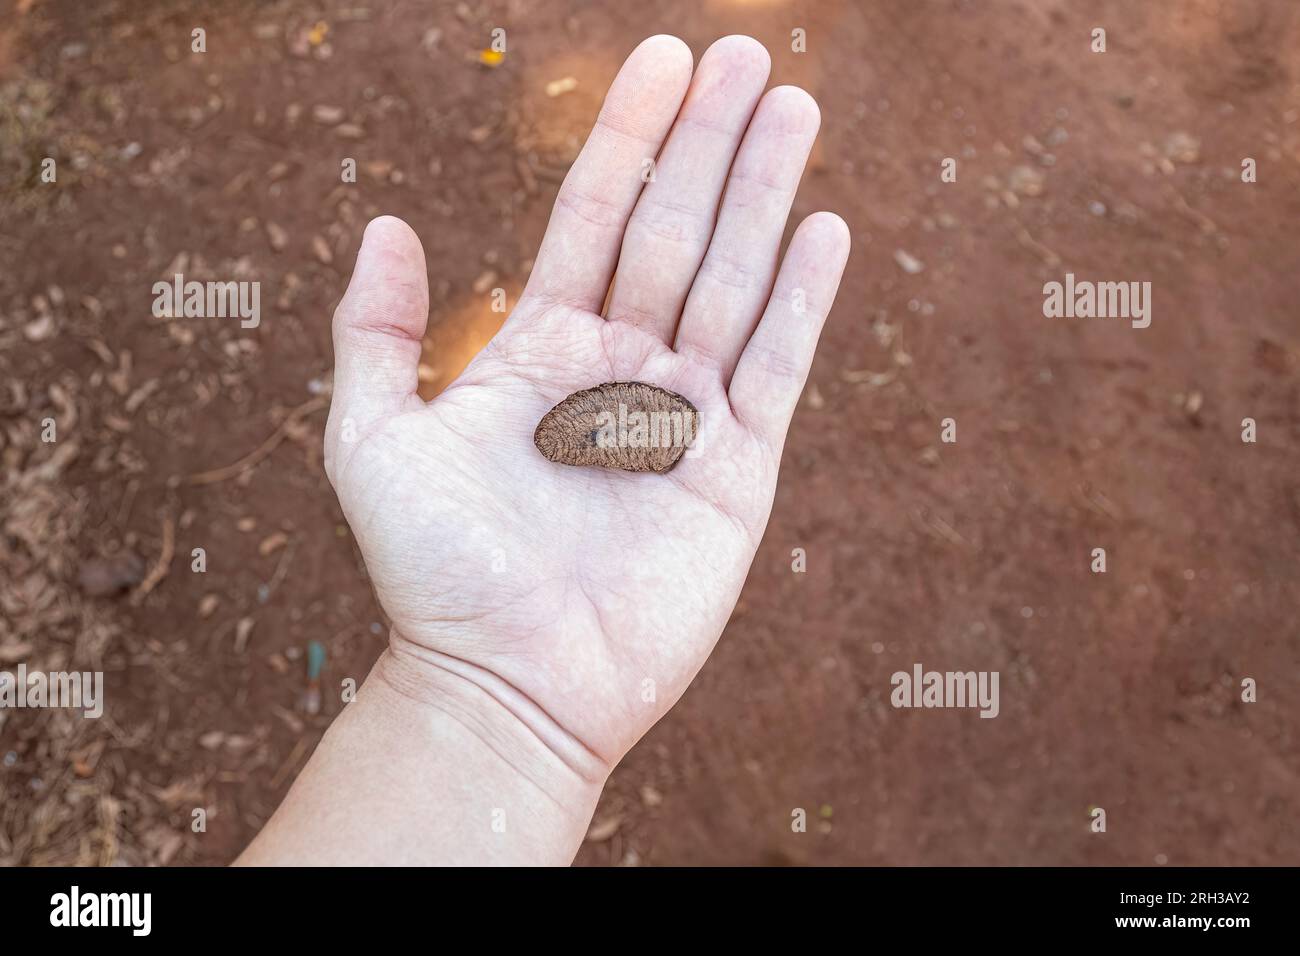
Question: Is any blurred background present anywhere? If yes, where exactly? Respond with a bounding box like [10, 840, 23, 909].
[1, 0, 1298, 865]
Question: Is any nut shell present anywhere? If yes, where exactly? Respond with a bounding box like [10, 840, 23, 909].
[533, 381, 699, 473]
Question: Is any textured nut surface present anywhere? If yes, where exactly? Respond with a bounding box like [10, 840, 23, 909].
[534, 381, 699, 474]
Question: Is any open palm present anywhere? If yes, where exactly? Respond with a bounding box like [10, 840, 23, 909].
[323, 35, 850, 771]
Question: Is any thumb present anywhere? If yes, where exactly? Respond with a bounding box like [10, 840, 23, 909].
[325, 215, 429, 480]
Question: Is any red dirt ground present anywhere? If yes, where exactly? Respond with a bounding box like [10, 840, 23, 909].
[1, 0, 1297, 865]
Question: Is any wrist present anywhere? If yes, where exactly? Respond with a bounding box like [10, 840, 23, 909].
[366, 632, 611, 863]
[377, 633, 614, 788]
[241, 638, 607, 865]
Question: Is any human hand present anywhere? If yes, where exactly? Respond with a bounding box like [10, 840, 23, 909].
[325, 35, 850, 780]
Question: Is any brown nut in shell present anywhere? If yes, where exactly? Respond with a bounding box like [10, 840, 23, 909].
[534, 381, 699, 474]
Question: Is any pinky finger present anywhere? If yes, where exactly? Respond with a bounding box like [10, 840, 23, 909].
[727, 212, 850, 453]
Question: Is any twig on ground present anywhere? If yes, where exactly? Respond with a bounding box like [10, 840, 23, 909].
[131, 513, 175, 606]
[176, 395, 328, 487]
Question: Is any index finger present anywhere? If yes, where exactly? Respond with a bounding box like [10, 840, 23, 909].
[522, 35, 693, 315]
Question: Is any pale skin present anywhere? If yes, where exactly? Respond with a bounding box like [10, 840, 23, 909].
[237, 34, 849, 865]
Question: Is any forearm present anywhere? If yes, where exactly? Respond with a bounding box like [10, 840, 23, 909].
[236, 644, 608, 866]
